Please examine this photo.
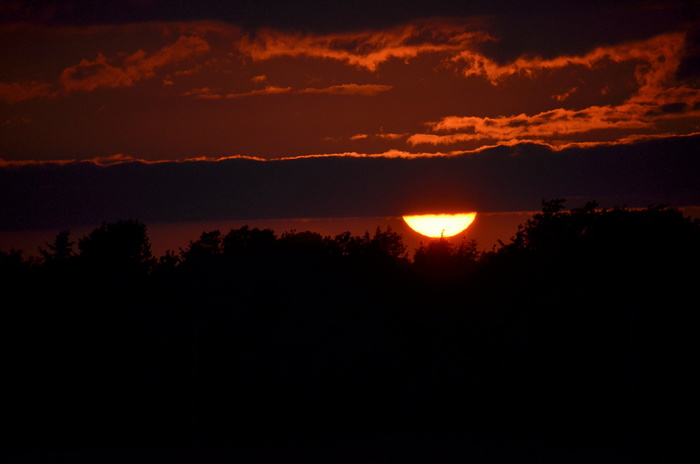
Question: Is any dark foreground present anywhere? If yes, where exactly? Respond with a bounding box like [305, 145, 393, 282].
[2, 201, 697, 463]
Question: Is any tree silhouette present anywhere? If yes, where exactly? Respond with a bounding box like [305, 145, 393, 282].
[332, 226, 408, 269]
[39, 230, 75, 265]
[77, 219, 153, 278]
[181, 229, 223, 261]
[3, 200, 698, 462]
[222, 225, 276, 258]
[361, 225, 408, 261]
[413, 236, 481, 278]
[0, 247, 33, 291]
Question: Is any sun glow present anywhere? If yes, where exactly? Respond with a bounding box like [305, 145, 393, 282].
[402, 213, 477, 238]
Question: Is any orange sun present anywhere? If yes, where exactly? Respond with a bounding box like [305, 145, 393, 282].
[402, 212, 477, 238]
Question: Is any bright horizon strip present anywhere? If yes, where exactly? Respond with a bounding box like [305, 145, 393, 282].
[402, 212, 477, 238]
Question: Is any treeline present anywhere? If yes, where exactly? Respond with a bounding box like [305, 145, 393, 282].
[2, 200, 698, 462]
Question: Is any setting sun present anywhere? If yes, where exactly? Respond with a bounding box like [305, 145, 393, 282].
[402, 213, 477, 238]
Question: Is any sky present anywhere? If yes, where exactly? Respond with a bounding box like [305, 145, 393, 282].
[1, 0, 700, 232]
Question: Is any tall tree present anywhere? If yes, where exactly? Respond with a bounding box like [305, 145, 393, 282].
[39, 230, 75, 265]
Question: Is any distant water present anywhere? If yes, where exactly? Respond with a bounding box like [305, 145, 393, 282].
[0, 212, 537, 258]
[3, 207, 698, 258]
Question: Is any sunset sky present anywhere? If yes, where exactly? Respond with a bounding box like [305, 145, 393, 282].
[1, 0, 700, 233]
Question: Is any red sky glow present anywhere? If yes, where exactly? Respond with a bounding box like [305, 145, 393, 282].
[1, 1, 699, 232]
[2, 1, 698, 162]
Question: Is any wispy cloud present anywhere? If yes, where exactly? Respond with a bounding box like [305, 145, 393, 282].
[183, 85, 292, 99]
[4, 132, 700, 169]
[59, 35, 210, 92]
[407, 31, 699, 148]
[409, 101, 700, 148]
[0, 149, 463, 167]
[299, 83, 392, 96]
[237, 19, 493, 71]
[453, 32, 686, 88]
[0, 32, 211, 102]
[349, 132, 409, 141]
[415, 106, 653, 141]
[183, 83, 391, 99]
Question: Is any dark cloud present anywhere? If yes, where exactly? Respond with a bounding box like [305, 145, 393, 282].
[2, 136, 699, 231]
[646, 102, 689, 116]
[482, 2, 698, 62]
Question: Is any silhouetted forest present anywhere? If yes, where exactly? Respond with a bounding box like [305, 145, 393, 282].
[2, 200, 698, 463]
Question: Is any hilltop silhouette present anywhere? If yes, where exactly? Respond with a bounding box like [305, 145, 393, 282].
[1, 200, 698, 463]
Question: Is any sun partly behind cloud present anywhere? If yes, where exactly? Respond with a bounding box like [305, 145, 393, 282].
[1, 3, 699, 163]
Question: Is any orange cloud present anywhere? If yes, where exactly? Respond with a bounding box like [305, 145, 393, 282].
[348, 132, 409, 141]
[408, 31, 699, 148]
[408, 103, 695, 147]
[376, 132, 408, 140]
[274, 149, 457, 160]
[0, 149, 456, 168]
[552, 87, 578, 102]
[237, 20, 493, 71]
[59, 35, 210, 92]
[440, 106, 650, 134]
[86, 154, 142, 166]
[453, 32, 686, 89]
[409, 97, 700, 148]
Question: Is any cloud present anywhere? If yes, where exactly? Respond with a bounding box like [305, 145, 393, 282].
[59, 35, 210, 92]
[299, 83, 392, 96]
[226, 86, 292, 98]
[235, 20, 688, 108]
[453, 32, 686, 88]
[0, 149, 452, 171]
[408, 94, 700, 148]
[0, 158, 76, 168]
[424, 106, 652, 138]
[183, 85, 292, 99]
[552, 87, 578, 102]
[406, 31, 700, 148]
[237, 19, 493, 71]
[254, 149, 458, 161]
[183, 83, 390, 99]
[407, 104, 690, 148]
[232, 23, 698, 150]
[3, 135, 699, 231]
[86, 153, 142, 166]
[0, 81, 54, 103]
[376, 132, 408, 140]
[348, 132, 408, 141]
[181, 87, 223, 99]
